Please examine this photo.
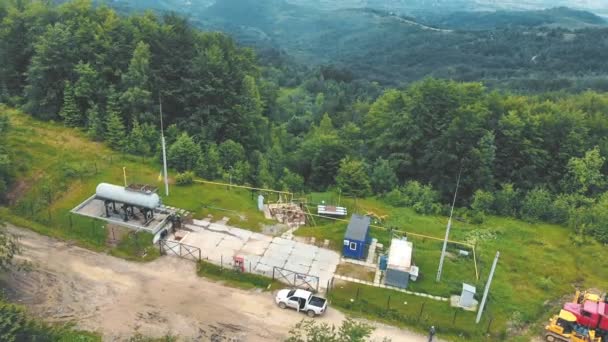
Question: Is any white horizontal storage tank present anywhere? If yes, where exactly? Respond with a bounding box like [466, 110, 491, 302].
[96, 183, 160, 209]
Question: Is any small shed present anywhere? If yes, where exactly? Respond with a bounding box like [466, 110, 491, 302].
[342, 214, 371, 260]
[385, 238, 413, 289]
[459, 283, 476, 308]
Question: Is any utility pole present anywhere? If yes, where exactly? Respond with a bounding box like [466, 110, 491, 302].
[160, 95, 169, 197]
[476, 251, 500, 324]
[436, 167, 463, 282]
[123, 166, 127, 187]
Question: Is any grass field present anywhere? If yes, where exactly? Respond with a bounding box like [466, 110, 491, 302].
[3, 107, 608, 341]
[296, 192, 608, 341]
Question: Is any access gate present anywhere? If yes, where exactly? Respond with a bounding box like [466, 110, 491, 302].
[272, 266, 319, 292]
[159, 239, 201, 262]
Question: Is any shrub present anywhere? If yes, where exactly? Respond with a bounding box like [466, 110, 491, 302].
[521, 187, 554, 222]
[471, 189, 494, 214]
[175, 171, 194, 185]
[384, 188, 406, 207]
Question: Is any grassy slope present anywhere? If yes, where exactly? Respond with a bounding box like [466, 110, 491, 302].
[1, 107, 273, 252]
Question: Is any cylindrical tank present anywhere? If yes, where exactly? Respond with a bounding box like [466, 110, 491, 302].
[96, 183, 160, 209]
[379, 255, 388, 271]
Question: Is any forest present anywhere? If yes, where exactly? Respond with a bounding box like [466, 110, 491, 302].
[1, 0, 608, 244]
[135, 0, 608, 92]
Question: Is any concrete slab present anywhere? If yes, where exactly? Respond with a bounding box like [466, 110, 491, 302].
[192, 219, 211, 227]
[265, 243, 294, 256]
[282, 263, 310, 275]
[290, 243, 318, 258]
[216, 236, 246, 251]
[206, 223, 231, 233]
[286, 255, 314, 268]
[271, 237, 297, 247]
[238, 239, 271, 256]
[227, 227, 254, 241]
[254, 263, 274, 277]
[249, 232, 274, 242]
[259, 254, 286, 269]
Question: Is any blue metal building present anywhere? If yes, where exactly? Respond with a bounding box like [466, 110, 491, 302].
[343, 214, 371, 260]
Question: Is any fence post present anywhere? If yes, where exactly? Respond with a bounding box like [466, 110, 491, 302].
[418, 302, 426, 322]
[486, 316, 493, 335]
[272, 267, 275, 280]
[69, 214, 73, 229]
[179, 243, 182, 258]
[159, 241, 163, 255]
[249, 261, 252, 273]
[356, 287, 360, 300]
[221, 255, 223, 269]
[453, 310, 458, 325]
[294, 273, 297, 286]
[326, 280, 330, 295]
[198, 248, 201, 261]
[387, 295, 391, 309]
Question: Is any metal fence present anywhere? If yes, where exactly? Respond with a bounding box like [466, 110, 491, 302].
[159, 239, 201, 262]
[272, 266, 319, 293]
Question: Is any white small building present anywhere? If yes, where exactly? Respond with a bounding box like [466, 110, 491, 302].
[385, 238, 414, 289]
[459, 283, 477, 308]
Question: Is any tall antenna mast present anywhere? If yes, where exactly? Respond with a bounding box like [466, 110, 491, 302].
[159, 94, 169, 197]
[436, 166, 463, 282]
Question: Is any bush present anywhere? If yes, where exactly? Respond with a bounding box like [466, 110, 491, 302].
[175, 171, 194, 185]
[471, 189, 494, 214]
[493, 183, 519, 216]
[383, 182, 441, 215]
[384, 188, 406, 207]
[521, 187, 554, 222]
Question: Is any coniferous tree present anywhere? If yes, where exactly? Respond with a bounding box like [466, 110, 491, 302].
[59, 82, 81, 127]
[86, 103, 104, 141]
[106, 111, 126, 150]
[125, 118, 149, 155]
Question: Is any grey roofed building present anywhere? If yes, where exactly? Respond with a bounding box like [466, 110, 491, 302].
[345, 214, 371, 241]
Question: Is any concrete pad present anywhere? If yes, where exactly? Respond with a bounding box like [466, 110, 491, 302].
[310, 261, 338, 273]
[216, 235, 246, 251]
[265, 243, 294, 256]
[286, 255, 314, 268]
[254, 263, 274, 277]
[290, 246, 318, 259]
[249, 232, 273, 242]
[271, 237, 297, 247]
[227, 227, 253, 241]
[259, 254, 286, 269]
[192, 219, 211, 227]
[315, 249, 340, 264]
[238, 239, 272, 256]
[206, 223, 231, 233]
[282, 262, 310, 275]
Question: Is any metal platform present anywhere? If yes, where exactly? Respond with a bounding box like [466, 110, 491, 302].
[71, 195, 171, 234]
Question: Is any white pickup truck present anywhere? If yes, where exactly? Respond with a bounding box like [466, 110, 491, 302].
[275, 288, 328, 317]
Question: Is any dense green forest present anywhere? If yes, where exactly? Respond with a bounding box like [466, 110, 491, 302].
[109, 0, 608, 91]
[1, 0, 608, 243]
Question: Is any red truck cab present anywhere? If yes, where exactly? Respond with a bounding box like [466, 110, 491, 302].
[563, 300, 608, 337]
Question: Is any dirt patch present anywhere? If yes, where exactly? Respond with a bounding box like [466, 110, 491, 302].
[3, 224, 435, 342]
[335, 263, 376, 282]
[5, 171, 44, 205]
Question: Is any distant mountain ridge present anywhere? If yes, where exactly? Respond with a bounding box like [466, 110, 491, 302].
[285, 0, 608, 16]
[106, 0, 608, 91]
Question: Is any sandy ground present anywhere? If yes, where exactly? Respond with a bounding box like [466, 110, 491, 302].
[2, 225, 440, 342]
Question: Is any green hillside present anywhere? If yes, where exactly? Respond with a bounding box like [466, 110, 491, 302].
[2, 106, 608, 341]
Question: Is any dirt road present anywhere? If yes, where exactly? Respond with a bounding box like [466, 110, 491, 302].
[3, 225, 437, 341]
